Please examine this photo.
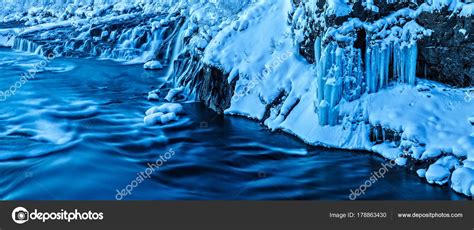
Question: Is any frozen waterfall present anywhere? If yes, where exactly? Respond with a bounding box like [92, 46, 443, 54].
[315, 37, 419, 126]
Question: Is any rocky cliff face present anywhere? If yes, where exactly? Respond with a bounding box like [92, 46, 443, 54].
[417, 10, 474, 87]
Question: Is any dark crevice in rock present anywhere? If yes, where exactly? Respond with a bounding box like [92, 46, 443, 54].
[193, 66, 237, 114]
[369, 125, 402, 145]
[262, 90, 288, 122]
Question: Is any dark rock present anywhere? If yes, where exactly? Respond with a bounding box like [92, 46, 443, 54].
[194, 66, 237, 113]
[90, 27, 102, 37]
[262, 90, 288, 122]
[417, 10, 474, 87]
[136, 31, 148, 48]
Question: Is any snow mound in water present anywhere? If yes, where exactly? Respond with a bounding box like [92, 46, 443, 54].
[145, 103, 184, 116]
[147, 89, 160, 101]
[143, 60, 163, 70]
[144, 103, 184, 125]
[425, 164, 450, 185]
[144, 112, 177, 125]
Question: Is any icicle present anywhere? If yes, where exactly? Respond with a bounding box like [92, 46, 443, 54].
[365, 46, 376, 93]
[314, 36, 321, 65]
[316, 43, 345, 126]
[364, 39, 418, 94]
[407, 42, 417, 85]
[392, 42, 417, 86]
[319, 100, 329, 125]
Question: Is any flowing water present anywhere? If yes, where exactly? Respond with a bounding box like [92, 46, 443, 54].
[0, 48, 466, 200]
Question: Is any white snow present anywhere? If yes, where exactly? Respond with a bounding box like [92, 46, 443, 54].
[425, 164, 450, 185]
[416, 168, 427, 178]
[145, 103, 184, 116]
[433, 155, 460, 170]
[394, 157, 407, 166]
[326, 0, 352, 17]
[147, 89, 160, 101]
[144, 111, 178, 125]
[144, 103, 184, 125]
[165, 87, 185, 102]
[459, 3, 474, 17]
[0, 29, 16, 47]
[451, 167, 474, 196]
[143, 60, 163, 70]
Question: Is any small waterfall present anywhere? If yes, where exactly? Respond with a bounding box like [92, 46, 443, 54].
[12, 37, 44, 55]
[100, 47, 143, 61]
[165, 19, 188, 87]
[97, 27, 145, 61]
[95, 23, 170, 62]
[163, 22, 183, 64]
[140, 28, 165, 62]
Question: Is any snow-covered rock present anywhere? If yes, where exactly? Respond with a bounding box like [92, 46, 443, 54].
[394, 157, 407, 166]
[143, 60, 163, 70]
[145, 103, 184, 116]
[434, 155, 460, 171]
[144, 112, 178, 125]
[144, 103, 184, 125]
[416, 168, 427, 178]
[451, 167, 474, 196]
[425, 164, 451, 185]
[147, 89, 160, 101]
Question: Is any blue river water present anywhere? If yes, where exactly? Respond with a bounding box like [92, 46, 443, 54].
[0, 48, 466, 200]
